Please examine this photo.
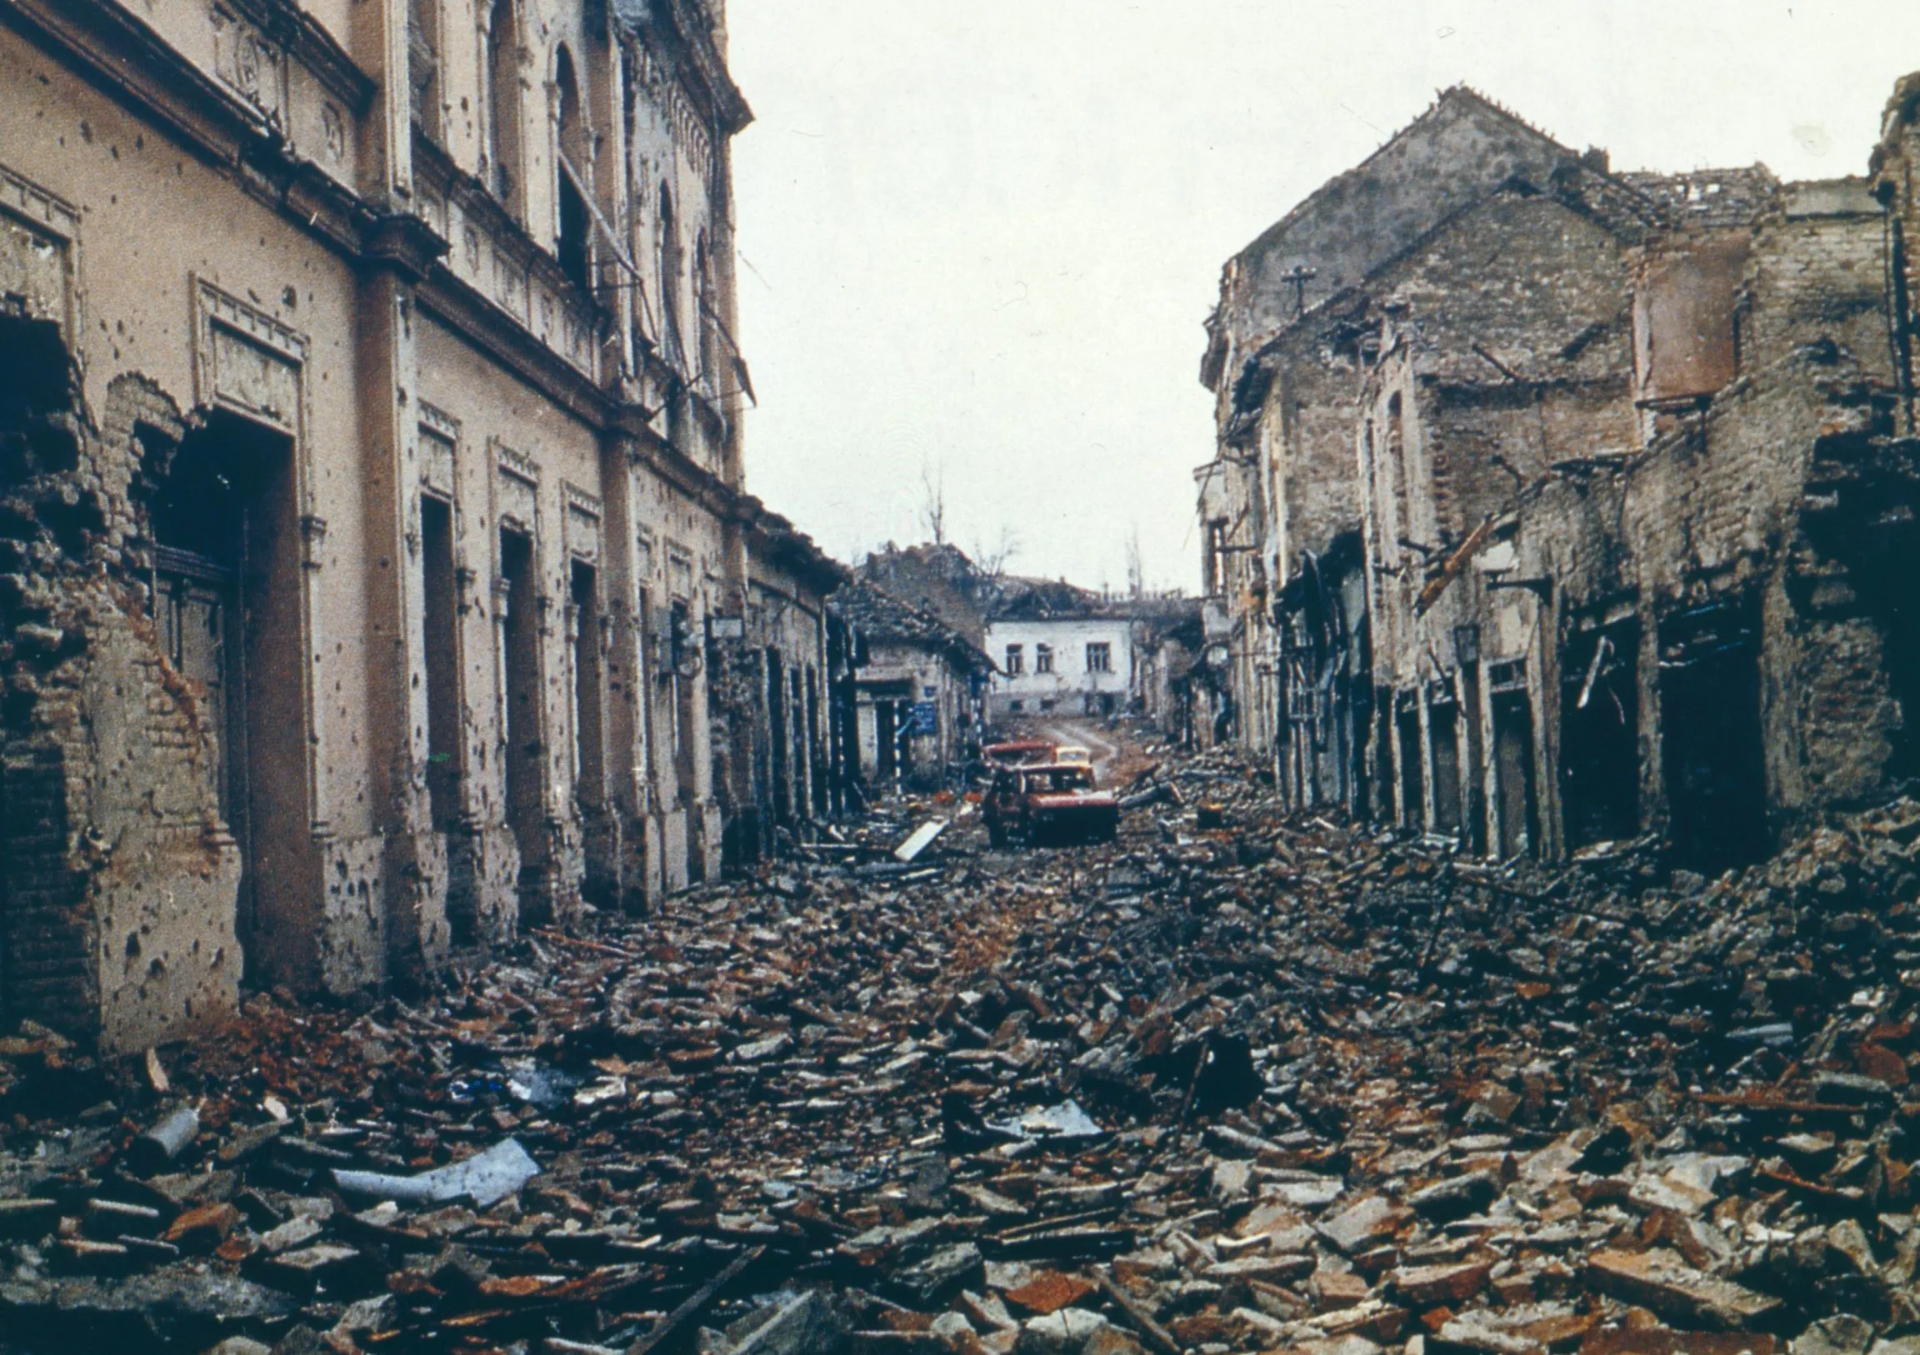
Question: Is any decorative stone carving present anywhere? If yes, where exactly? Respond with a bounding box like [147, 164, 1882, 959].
[192, 277, 308, 436]
[0, 162, 80, 337]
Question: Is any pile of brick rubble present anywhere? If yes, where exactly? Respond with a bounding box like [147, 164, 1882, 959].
[4, 741, 1920, 1355]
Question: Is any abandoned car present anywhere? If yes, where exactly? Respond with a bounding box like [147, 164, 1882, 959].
[984, 763, 1120, 848]
[983, 738, 1059, 768]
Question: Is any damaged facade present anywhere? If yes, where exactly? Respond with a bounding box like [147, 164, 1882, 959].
[986, 581, 1134, 722]
[1199, 82, 1920, 867]
[984, 584, 1199, 724]
[829, 580, 994, 795]
[0, 0, 845, 1050]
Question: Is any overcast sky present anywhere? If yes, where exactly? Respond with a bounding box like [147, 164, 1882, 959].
[726, 2, 1920, 593]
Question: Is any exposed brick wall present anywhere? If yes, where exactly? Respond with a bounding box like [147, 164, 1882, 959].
[1520, 346, 1907, 844]
[0, 325, 240, 1046]
[0, 743, 91, 1027]
[1271, 345, 1367, 569]
[1742, 203, 1893, 383]
[1870, 73, 1920, 414]
[1362, 174, 1912, 858]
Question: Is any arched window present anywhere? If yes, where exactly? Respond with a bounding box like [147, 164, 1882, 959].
[553, 45, 590, 292]
[658, 183, 682, 363]
[485, 0, 522, 209]
[1387, 391, 1410, 556]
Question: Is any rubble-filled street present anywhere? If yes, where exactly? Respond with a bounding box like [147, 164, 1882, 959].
[9, 726, 1920, 1355]
[13, 4, 1920, 1355]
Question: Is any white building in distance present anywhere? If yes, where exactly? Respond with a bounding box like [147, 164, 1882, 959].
[985, 581, 1138, 720]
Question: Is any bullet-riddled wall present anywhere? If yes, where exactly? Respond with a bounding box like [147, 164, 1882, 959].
[0, 0, 833, 1050]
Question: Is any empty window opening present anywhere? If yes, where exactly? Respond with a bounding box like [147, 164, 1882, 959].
[874, 700, 896, 779]
[554, 45, 590, 295]
[667, 601, 698, 798]
[633, 582, 657, 770]
[420, 495, 461, 833]
[1386, 392, 1411, 558]
[1429, 696, 1462, 836]
[1370, 692, 1394, 821]
[1035, 644, 1054, 675]
[150, 412, 302, 958]
[1491, 687, 1540, 859]
[1004, 644, 1024, 676]
[1086, 641, 1112, 674]
[1455, 668, 1487, 856]
[485, 0, 521, 207]
[658, 185, 683, 366]
[766, 648, 790, 826]
[806, 667, 826, 816]
[407, 0, 441, 139]
[568, 558, 604, 809]
[1659, 604, 1768, 871]
[498, 528, 545, 915]
[695, 231, 718, 390]
[1560, 621, 1640, 849]
[1395, 693, 1424, 829]
[668, 601, 703, 882]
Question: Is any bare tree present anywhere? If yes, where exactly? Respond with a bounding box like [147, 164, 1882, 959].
[1125, 522, 1145, 599]
[972, 524, 1019, 583]
[971, 525, 1020, 613]
[918, 457, 948, 546]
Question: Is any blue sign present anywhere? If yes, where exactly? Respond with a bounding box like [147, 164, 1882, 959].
[909, 701, 939, 735]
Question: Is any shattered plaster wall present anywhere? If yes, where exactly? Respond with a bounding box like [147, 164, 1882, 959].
[0, 0, 805, 1050]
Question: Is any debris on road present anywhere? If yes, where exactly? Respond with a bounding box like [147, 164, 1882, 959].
[332, 1137, 541, 1208]
[8, 736, 1920, 1355]
[895, 819, 951, 863]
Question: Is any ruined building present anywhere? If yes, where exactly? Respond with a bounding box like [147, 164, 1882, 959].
[829, 580, 994, 795]
[0, 0, 846, 1050]
[1198, 82, 1920, 869]
[858, 542, 1198, 729]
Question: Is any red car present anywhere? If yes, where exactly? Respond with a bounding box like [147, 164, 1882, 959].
[984, 737, 1057, 768]
[985, 762, 1119, 848]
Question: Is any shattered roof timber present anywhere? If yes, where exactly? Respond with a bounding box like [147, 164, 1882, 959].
[831, 578, 998, 674]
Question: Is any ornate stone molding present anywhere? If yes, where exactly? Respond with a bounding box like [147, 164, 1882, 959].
[192, 275, 308, 435]
[0, 161, 81, 338]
